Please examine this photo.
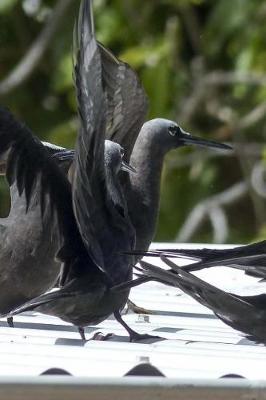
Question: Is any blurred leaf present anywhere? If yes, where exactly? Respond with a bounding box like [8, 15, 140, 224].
[120, 40, 170, 68]
[47, 118, 77, 149]
[52, 52, 73, 93]
[0, 0, 19, 13]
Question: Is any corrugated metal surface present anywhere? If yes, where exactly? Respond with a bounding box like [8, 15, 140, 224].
[0, 242, 265, 381]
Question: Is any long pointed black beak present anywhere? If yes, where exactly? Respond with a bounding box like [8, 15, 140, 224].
[121, 160, 136, 174]
[179, 128, 232, 151]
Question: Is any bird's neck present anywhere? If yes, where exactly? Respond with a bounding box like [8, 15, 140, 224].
[127, 131, 167, 252]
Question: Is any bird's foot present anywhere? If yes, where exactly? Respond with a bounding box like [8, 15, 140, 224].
[114, 310, 162, 343]
[126, 299, 154, 315]
[90, 331, 114, 341]
[7, 317, 14, 328]
[129, 332, 162, 343]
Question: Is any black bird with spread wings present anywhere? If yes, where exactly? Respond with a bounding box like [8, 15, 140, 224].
[0, 0, 231, 326]
[0, 0, 147, 317]
[0, 0, 231, 264]
[0, 0, 150, 341]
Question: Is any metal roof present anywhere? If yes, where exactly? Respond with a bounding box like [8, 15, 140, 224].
[1, 243, 266, 399]
[0, 242, 265, 378]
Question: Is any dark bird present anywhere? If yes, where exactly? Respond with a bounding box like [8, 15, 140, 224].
[125, 120, 232, 254]
[134, 240, 266, 279]
[0, 0, 156, 342]
[0, 3, 231, 259]
[139, 256, 266, 344]
[0, 0, 231, 321]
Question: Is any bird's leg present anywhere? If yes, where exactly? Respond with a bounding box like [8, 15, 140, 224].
[114, 310, 161, 342]
[7, 317, 14, 328]
[78, 326, 86, 341]
[111, 278, 154, 314]
[126, 299, 154, 315]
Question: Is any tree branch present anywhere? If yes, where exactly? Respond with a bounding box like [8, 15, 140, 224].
[0, 0, 75, 96]
[178, 67, 266, 125]
[176, 181, 248, 243]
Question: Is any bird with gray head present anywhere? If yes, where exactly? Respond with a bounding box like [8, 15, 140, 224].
[126, 119, 231, 253]
[0, 0, 231, 322]
[138, 255, 266, 344]
[6, 137, 138, 341]
[0, 0, 231, 258]
[0, 0, 147, 319]
[71, 0, 231, 257]
[0, 0, 158, 342]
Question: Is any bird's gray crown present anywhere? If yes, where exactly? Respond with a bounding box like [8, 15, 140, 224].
[140, 118, 186, 150]
[142, 118, 184, 137]
[104, 140, 124, 174]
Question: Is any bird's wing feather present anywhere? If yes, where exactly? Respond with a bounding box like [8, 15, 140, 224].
[8, 289, 77, 316]
[140, 258, 255, 322]
[0, 107, 70, 233]
[98, 43, 148, 161]
[182, 253, 266, 273]
[157, 241, 266, 264]
[134, 241, 266, 275]
[0, 107, 94, 278]
[73, 0, 148, 163]
[72, 0, 116, 272]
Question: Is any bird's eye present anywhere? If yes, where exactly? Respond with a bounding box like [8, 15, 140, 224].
[168, 125, 179, 136]
[120, 148, 125, 158]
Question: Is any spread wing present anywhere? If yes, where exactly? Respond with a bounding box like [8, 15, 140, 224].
[132, 241, 266, 277]
[99, 43, 148, 161]
[0, 107, 84, 268]
[140, 258, 256, 329]
[72, 0, 118, 272]
[73, 3, 148, 162]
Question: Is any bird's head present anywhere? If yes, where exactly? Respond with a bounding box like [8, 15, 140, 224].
[104, 140, 136, 175]
[142, 118, 232, 153]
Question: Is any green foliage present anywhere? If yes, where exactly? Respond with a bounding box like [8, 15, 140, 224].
[0, 0, 18, 13]
[1, 0, 266, 244]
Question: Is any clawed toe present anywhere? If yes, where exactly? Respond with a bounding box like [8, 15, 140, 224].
[126, 300, 154, 315]
[129, 333, 162, 343]
[90, 331, 114, 341]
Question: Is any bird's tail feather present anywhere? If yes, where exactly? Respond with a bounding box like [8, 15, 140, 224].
[7, 290, 73, 317]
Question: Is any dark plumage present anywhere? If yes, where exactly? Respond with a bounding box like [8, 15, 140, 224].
[0, 0, 232, 326]
[0, 0, 145, 341]
[134, 240, 266, 279]
[0, 111, 75, 315]
[0, 0, 231, 318]
[125, 120, 231, 253]
[1, 4, 232, 258]
[139, 256, 266, 344]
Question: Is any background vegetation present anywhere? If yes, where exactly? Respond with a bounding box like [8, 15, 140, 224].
[1, 0, 266, 244]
